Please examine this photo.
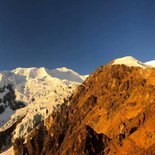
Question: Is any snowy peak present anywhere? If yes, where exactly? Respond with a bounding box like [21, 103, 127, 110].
[11, 67, 87, 83]
[51, 67, 87, 83]
[0, 66, 88, 154]
[12, 67, 37, 76]
[0, 66, 86, 153]
[145, 60, 155, 67]
[12, 67, 52, 80]
[0, 66, 88, 106]
[112, 56, 146, 68]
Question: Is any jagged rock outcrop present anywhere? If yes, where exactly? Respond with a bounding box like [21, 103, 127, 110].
[13, 58, 155, 154]
[0, 83, 25, 114]
[0, 83, 25, 153]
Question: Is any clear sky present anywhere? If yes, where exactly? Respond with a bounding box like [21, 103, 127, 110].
[1, 0, 155, 74]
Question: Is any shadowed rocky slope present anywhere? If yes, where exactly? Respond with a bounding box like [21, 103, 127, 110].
[13, 63, 155, 155]
[0, 84, 25, 153]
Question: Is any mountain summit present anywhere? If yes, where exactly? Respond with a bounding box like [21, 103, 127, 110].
[0, 67, 87, 105]
[145, 60, 155, 67]
[2, 57, 155, 155]
[12, 67, 86, 82]
[12, 56, 155, 155]
[112, 56, 146, 68]
[0, 67, 87, 154]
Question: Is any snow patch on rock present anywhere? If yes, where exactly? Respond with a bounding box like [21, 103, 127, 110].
[145, 60, 155, 67]
[112, 56, 146, 68]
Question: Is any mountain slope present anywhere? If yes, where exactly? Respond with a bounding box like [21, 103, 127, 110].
[0, 83, 25, 154]
[13, 56, 155, 155]
[51, 67, 87, 82]
[0, 67, 86, 154]
[0, 83, 25, 127]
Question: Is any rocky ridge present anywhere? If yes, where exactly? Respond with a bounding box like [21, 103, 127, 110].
[13, 56, 155, 155]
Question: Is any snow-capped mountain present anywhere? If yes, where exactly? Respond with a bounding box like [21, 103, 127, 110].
[112, 56, 155, 68]
[0, 67, 87, 154]
[2, 57, 155, 154]
[0, 67, 87, 105]
[11, 56, 155, 155]
[112, 56, 146, 68]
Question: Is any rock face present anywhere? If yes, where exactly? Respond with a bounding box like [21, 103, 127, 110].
[0, 83, 25, 153]
[0, 83, 25, 116]
[13, 58, 155, 155]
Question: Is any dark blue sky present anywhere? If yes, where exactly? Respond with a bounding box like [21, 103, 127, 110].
[1, 0, 155, 74]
